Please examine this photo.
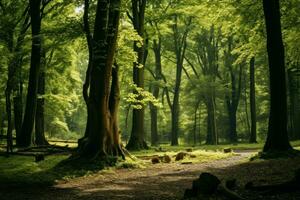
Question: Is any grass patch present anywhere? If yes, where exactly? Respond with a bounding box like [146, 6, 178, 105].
[0, 140, 299, 187]
[177, 150, 235, 164]
[0, 155, 68, 186]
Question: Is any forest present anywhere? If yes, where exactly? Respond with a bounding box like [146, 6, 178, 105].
[0, 0, 300, 199]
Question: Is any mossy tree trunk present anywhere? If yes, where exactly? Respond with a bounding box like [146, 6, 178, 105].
[77, 0, 124, 160]
[126, 0, 148, 150]
[262, 0, 292, 152]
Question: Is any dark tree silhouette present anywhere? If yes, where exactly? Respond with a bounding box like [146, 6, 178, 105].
[262, 0, 292, 152]
[19, 0, 42, 147]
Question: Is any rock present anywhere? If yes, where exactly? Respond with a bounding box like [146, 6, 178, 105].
[223, 148, 232, 153]
[175, 152, 188, 161]
[192, 173, 221, 195]
[161, 155, 172, 163]
[151, 156, 160, 164]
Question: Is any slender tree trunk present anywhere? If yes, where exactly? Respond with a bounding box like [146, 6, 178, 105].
[127, 0, 148, 150]
[171, 60, 182, 146]
[149, 38, 162, 146]
[35, 48, 48, 145]
[262, 0, 292, 152]
[198, 103, 201, 145]
[13, 95, 23, 142]
[249, 57, 257, 143]
[170, 16, 191, 146]
[225, 38, 242, 143]
[193, 102, 199, 146]
[0, 111, 5, 137]
[19, 0, 42, 147]
[244, 81, 251, 137]
[5, 88, 13, 153]
[228, 106, 237, 143]
[150, 92, 159, 146]
[205, 96, 217, 145]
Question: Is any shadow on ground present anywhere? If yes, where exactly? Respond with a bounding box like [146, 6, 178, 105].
[1, 152, 300, 200]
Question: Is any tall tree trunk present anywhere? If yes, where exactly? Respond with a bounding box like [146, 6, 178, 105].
[19, 0, 42, 147]
[224, 37, 242, 143]
[262, 0, 292, 152]
[35, 48, 48, 145]
[249, 57, 257, 143]
[205, 96, 217, 145]
[193, 101, 200, 146]
[126, 0, 148, 150]
[0, 111, 5, 138]
[287, 65, 300, 140]
[150, 91, 159, 146]
[77, 0, 124, 159]
[170, 16, 191, 146]
[171, 59, 182, 146]
[13, 94, 23, 143]
[244, 79, 251, 137]
[198, 103, 201, 144]
[5, 88, 13, 153]
[149, 38, 162, 146]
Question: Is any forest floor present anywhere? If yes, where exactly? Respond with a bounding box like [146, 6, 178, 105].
[1, 147, 300, 200]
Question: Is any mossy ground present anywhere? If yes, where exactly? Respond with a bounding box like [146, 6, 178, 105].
[0, 140, 299, 187]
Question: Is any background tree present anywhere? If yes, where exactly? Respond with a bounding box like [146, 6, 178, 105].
[126, 0, 148, 150]
[249, 57, 257, 143]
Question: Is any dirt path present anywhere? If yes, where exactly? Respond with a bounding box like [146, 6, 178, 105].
[2, 150, 300, 200]
[1, 151, 253, 200]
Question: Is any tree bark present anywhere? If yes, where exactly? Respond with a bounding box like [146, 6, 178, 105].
[13, 95, 23, 143]
[77, 0, 124, 160]
[193, 101, 200, 146]
[262, 0, 292, 152]
[127, 0, 148, 150]
[205, 96, 218, 145]
[149, 38, 162, 146]
[287, 66, 300, 140]
[249, 57, 257, 143]
[35, 48, 48, 146]
[170, 15, 191, 146]
[225, 38, 242, 144]
[19, 0, 42, 147]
